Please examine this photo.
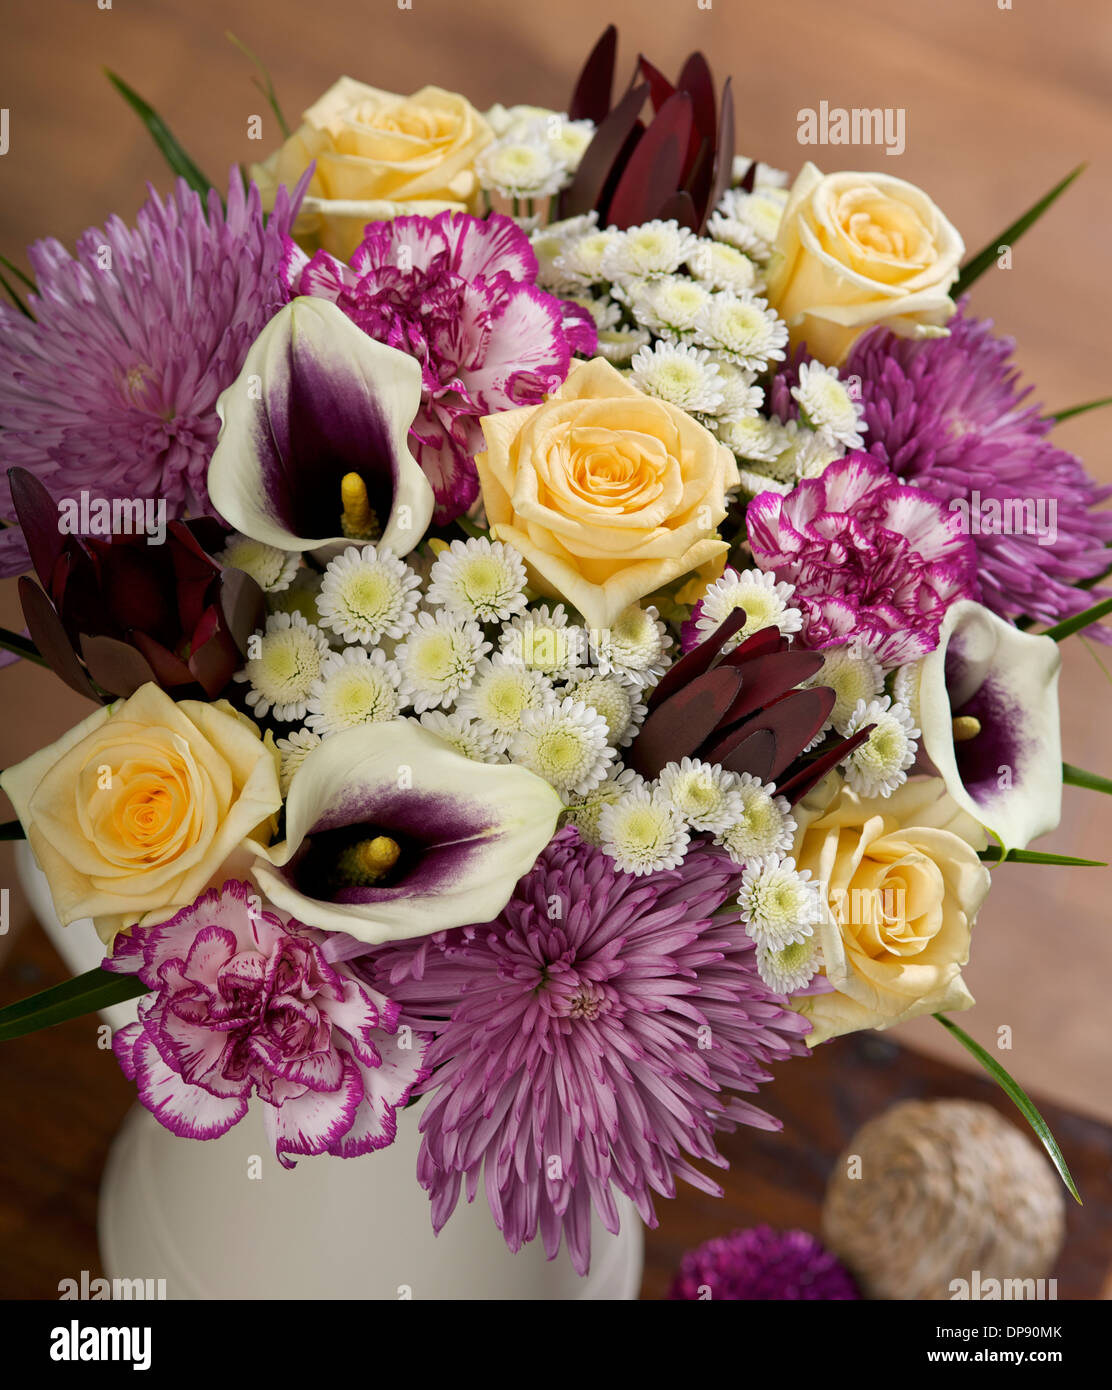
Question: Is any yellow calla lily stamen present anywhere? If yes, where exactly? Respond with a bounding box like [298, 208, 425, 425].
[952, 715, 982, 743]
[335, 835, 402, 887]
[340, 472, 380, 542]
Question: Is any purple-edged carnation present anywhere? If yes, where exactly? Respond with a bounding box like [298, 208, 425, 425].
[283, 210, 596, 525]
[0, 172, 304, 577]
[747, 453, 979, 666]
[846, 307, 1112, 633]
[669, 1226, 861, 1300]
[366, 828, 811, 1277]
[107, 881, 427, 1168]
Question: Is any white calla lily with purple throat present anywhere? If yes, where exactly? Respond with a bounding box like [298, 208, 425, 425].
[251, 720, 564, 943]
[208, 296, 434, 560]
[914, 599, 1062, 852]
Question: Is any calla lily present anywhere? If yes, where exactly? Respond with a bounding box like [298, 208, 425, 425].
[207, 297, 434, 560]
[251, 720, 563, 942]
[913, 600, 1062, 851]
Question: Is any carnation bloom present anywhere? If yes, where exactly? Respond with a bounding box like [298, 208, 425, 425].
[366, 829, 811, 1275]
[283, 211, 596, 523]
[747, 453, 979, 667]
[846, 307, 1112, 633]
[107, 881, 427, 1167]
[0, 172, 302, 576]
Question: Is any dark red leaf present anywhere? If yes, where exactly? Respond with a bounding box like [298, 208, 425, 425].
[681, 138, 714, 220]
[718, 625, 788, 670]
[656, 189, 699, 231]
[648, 606, 749, 710]
[126, 631, 194, 692]
[218, 567, 266, 655]
[188, 606, 241, 698]
[677, 52, 716, 143]
[628, 666, 743, 778]
[79, 634, 159, 699]
[719, 650, 826, 726]
[18, 577, 101, 701]
[719, 688, 836, 781]
[713, 727, 778, 782]
[704, 77, 735, 229]
[8, 467, 65, 588]
[183, 516, 229, 556]
[569, 25, 617, 124]
[608, 91, 694, 229]
[776, 725, 875, 806]
[562, 81, 649, 218]
[96, 544, 177, 644]
[737, 157, 759, 193]
[635, 55, 676, 113]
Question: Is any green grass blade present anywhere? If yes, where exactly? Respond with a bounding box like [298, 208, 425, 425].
[0, 253, 34, 290]
[104, 70, 213, 196]
[1042, 593, 1112, 642]
[226, 32, 291, 140]
[954, 164, 1086, 297]
[0, 625, 46, 666]
[934, 1013, 1080, 1203]
[0, 967, 148, 1042]
[979, 846, 1105, 866]
[1063, 762, 1112, 795]
[0, 267, 32, 318]
[1047, 396, 1112, 424]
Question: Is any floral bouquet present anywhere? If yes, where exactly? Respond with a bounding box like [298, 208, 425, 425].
[1, 28, 1108, 1277]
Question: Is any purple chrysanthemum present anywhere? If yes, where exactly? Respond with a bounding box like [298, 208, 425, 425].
[669, 1226, 861, 1300]
[845, 307, 1112, 633]
[364, 827, 811, 1276]
[0, 172, 304, 577]
[106, 881, 427, 1168]
[283, 210, 597, 525]
[747, 453, 979, 666]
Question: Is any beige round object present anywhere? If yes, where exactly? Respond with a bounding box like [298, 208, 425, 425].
[822, 1099, 1066, 1300]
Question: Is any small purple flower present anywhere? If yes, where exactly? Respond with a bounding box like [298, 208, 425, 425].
[107, 881, 427, 1168]
[747, 453, 979, 666]
[0, 172, 304, 577]
[669, 1226, 861, 1300]
[283, 210, 596, 524]
[845, 306, 1112, 634]
[365, 828, 811, 1276]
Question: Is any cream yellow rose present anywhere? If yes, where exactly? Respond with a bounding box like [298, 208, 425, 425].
[251, 77, 494, 259]
[791, 776, 991, 1045]
[475, 358, 740, 632]
[763, 162, 965, 364]
[0, 684, 282, 945]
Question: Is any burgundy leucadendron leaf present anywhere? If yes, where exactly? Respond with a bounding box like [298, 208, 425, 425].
[719, 649, 826, 727]
[18, 577, 100, 700]
[648, 607, 750, 709]
[8, 467, 65, 590]
[80, 633, 160, 699]
[629, 666, 744, 778]
[714, 727, 778, 782]
[218, 566, 267, 654]
[677, 51, 716, 145]
[568, 24, 617, 124]
[607, 91, 694, 228]
[635, 54, 676, 113]
[776, 725, 875, 806]
[657, 189, 699, 231]
[562, 81, 650, 218]
[708, 76, 735, 217]
[703, 688, 836, 780]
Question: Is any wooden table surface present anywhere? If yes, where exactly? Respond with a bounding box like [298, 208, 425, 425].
[2, 918, 1110, 1301]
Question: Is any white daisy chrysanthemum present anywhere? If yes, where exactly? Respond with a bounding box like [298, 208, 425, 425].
[712, 360, 764, 422]
[598, 785, 690, 875]
[426, 536, 528, 623]
[476, 136, 568, 198]
[304, 646, 406, 737]
[791, 362, 866, 449]
[731, 156, 790, 190]
[694, 568, 803, 649]
[709, 188, 789, 261]
[396, 610, 490, 712]
[562, 671, 645, 747]
[602, 604, 672, 687]
[316, 545, 421, 645]
[756, 936, 821, 994]
[594, 325, 652, 365]
[716, 773, 797, 863]
[218, 534, 300, 593]
[531, 214, 598, 292]
[456, 654, 555, 748]
[544, 116, 595, 171]
[561, 765, 645, 845]
[655, 757, 745, 833]
[715, 414, 792, 467]
[599, 220, 699, 284]
[500, 604, 587, 680]
[737, 856, 821, 949]
[509, 696, 614, 796]
[558, 227, 624, 285]
[237, 611, 331, 721]
[780, 423, 846, 481]
[621, 275, 713, 339]
[267, 568, 326, 627]
[685, 240, 760, 295]
[485, 102, 557, 137]
[806, 640, 886, 733]
[274, 726, 322, 795]
[891, 660, 923, 728]
[565, 293, 622, 332]
[695, 293, 789, 371]
[416, 710, 502, 762]
[841, 696, 920, 798]
[629, 340, 724, 414]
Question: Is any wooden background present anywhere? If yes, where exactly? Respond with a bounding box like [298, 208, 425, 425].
[0, 0, 1110, 1279]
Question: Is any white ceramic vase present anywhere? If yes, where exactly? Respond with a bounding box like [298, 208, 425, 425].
[16, 842, 645, 1300]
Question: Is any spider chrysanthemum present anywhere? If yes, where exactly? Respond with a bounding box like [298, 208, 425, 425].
[237, 611, 331, 721]
[316, 545, 422, 645]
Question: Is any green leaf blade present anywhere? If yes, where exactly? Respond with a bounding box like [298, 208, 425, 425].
[934, 1013, 1080, 1203]
[1042, 593, 1112, 642]
[104, 71, 213, 197]
[1047, 396, 1112, 424]
[0, 967, 148, 1042]
[954, 164, 1086, 298]
[1062, 762, 1112, 796]
[979, 846, 1105, 866]
[226, 32, 291, 140]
